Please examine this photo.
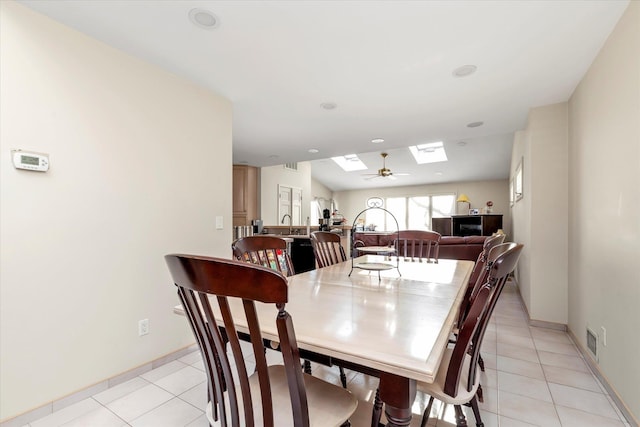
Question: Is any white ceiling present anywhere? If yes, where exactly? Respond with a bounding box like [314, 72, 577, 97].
[19, 0, 628, 191]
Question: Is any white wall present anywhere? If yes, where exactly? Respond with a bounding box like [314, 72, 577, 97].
[311, 177, 333, 202]
[260, 162, 312, 226]
[510, 103, 569, 325]
[334, 180, 510, 235]
[0, 2, 232, 420]
[568, 0, 639, 420]
[509, 130, 532, 306]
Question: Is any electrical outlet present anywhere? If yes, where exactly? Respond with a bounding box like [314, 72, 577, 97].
[138, 319, 149, 336]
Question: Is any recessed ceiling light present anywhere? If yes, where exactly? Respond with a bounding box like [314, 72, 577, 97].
[435, 171, 443, 176]
[269, 155, 279, 159]
[457, 141, 467, 147]
[371, 138, 385, 144]
[467, 121, 484, 128]
[189, 8, 219, 30]
[320, 102, 337, 110]
[452, 65, 477, 78]
[308, 148, 319, 154]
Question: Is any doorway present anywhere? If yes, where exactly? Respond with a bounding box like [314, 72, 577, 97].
[278, 185, 302, 226]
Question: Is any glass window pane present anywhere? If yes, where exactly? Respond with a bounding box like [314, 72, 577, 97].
[432, 195, 455, 218]
[386, 197, 406, 230]
[365, 208, 385, 231]
[408, 197, 430, 230]
[310, 200, 320, 226]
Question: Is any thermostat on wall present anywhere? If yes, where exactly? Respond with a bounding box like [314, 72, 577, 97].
[11, 149, 49, 172]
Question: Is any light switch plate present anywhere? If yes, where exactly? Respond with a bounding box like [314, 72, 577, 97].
[215, 216, 223, 230]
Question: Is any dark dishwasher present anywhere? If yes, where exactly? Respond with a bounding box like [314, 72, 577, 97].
[290, 238, 316, 273]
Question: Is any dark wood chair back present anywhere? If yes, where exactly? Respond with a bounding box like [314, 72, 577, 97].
[457, 234, 506, 326]
[396, 230, 441, 262]
[444, 243, 524, 397]
[232, 236, 295, 277]
[468, 234, 506, 286]
[310, 231, 346, 268]
[165, 255, 309, 427]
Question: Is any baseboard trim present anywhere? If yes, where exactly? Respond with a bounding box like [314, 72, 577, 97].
[528, 317, 567, 331]
[566, 328, 639, 427]
[512, 280, 567, 331]
[0, 343, 199, 427]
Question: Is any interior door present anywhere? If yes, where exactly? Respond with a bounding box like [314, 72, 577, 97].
[291, 187, 302, 226]
[278, 185, 302, 226]
[278, 185, 292, 225]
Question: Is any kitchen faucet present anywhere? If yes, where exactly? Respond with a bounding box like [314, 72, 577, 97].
[281, 214, 292, 235]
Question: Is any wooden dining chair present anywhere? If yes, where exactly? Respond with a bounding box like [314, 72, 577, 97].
[232, 236, 320, 378]
[396, 230, 441, 263]
[417, 242, 524, 427]
[309, 231, 350, 388]
[310, 231, 347, 268]
[456, 234, 506, 336]
[232, 236, 294, 277]
[166, 255, 358, 427]
[370, 242, 523, 427]
[453, 234, 506, 374]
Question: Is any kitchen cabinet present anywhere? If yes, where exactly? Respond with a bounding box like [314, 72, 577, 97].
[233, 165, 258, 227]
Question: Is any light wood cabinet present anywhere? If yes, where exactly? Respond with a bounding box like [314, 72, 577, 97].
[233, 165, 258, 227]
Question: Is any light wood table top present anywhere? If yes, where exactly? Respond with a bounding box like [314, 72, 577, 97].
[284, 255, 472, 384]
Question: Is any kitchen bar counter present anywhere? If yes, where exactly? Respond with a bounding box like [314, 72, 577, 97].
[263, 225, 351, 236]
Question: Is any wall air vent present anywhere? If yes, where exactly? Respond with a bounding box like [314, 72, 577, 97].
[284, 162, 298, 171]
[586, 327, 598, 361]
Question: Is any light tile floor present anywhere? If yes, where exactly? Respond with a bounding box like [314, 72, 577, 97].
[22, 282, 632, 427]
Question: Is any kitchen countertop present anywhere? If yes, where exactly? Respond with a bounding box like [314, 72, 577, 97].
[262, 234, 305, 241]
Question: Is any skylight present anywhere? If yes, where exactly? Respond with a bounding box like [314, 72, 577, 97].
[331, 154, 367, 171]
[409, 142, 448, 164]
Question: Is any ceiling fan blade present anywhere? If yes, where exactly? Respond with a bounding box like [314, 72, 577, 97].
[365, 175, 382, 180]
[394, 173, 410, 176]
[387, 175, 397, 180]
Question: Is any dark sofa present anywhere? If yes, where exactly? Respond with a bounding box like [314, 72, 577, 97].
[351, 232, 486, 261]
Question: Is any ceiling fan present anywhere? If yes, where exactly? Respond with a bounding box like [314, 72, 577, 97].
[362, 152, 409, 180]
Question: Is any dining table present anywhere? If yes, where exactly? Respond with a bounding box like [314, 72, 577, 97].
[174, 254, 473, 427]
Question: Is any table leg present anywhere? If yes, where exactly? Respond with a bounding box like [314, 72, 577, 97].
[379, 372, 416, 427]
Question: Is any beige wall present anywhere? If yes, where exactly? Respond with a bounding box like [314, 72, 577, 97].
[260, 162, 312, 226]
[333, 180, 510, 235]
[510, 103, 569, 325]
[568, 0, 639, 421]
[311, 177, 333, 202]
[0, 2, 232, 421]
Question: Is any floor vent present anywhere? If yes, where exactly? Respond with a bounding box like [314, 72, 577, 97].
[587, 327, 598, 361]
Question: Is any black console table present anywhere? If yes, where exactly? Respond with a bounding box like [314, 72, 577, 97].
[432, 214, 502, 236]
